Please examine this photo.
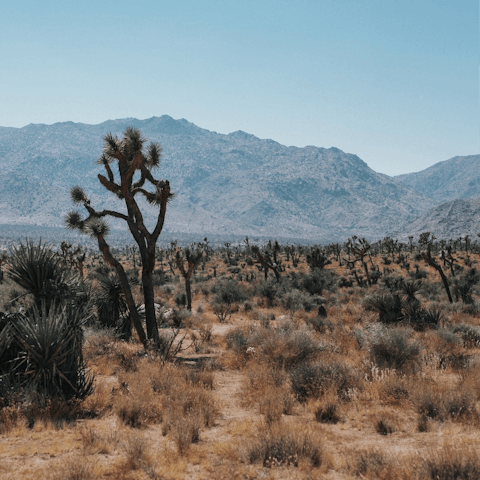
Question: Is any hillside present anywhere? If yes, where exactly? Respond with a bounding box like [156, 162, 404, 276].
[393, 155, 480, 204]
[0, 116, 435, 242]
[397, 198, 480, 240]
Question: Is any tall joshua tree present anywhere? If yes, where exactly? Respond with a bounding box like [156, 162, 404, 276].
[66, 127, 173, 347]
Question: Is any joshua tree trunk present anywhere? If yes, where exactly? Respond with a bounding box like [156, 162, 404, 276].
[97, 233, 147, 346]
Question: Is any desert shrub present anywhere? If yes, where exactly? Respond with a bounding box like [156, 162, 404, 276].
[114, 362, 217, 440]
[421, 307, 444, 329]
[249, 320, 321, 369]
[159, 283, 176, 296]
[300, 269, 338, 295]
[410, 264, 428, 279]
[0, 405, 22, 434]
[210, 278, 248, 322]
[374, 413, 398, 435]
[363, 290, 441, 331]
[22, 397, 85, 429]
[452, 269, 480, 304]
[348, 449, 396, 478]
[225, 324, 257, 354]
[246, 423, 322, 468]
[161, 386, 217, 436]
[152, 269, 169, 286]
[80, 426, 119, 454]
[258, 386, 295, 424]
[308, 316, 333, 333]
[210, 278, 248, 303]
[382, 273, 405, 293]
[421, 281, 443, 300]
[174, 292, 187, 307]
[118, 432, 158, 475]
[183, 367, 214, 390]
[338, 276, 354, 288]
[381, 375, 410, 402]
[192, 274, 210, 283]
[116, 398, 150, 428]
[353, 327, 368, 349]
[279, 288, 316, 313]
[51, 458, 95, 480]
[314, 402, 340, 424]
[413, 384, 476, 423]
[368, 325, 421, 371]
[403, 303, 443, 331]
[453, 324, 480, 348]
[256, 278, 281, 307]
[428, 328, 463, 368]
[243, 364, 293, 421]
[422, 446, 480, 480]
[290, 360, 361, 402]
[172, 414, 203, 454]
[242, 300, 253, 312]
[417, 414, 430, 432]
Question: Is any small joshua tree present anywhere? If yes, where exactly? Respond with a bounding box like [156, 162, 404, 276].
[419, 232, 453, 304]
[175, 247, 203, 311]
[66, 127, 173, 347]
[251, 245, 281, 281]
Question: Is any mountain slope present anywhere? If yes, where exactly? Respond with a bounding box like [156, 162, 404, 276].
[0, 116, 447, 241]
[394, 155, 480, 204]
[398, 199, 480, 240]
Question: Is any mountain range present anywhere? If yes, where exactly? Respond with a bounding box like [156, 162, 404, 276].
[0, 115, 478, 243]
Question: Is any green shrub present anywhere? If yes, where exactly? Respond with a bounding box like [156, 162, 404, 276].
[453, 324, 480, 348]
[308, 316, 333, 334]
[290, 360, 360, 402]
[250, 320, 321, 369]
[210, 279, 248, 322]
[368, 325, 421, 371]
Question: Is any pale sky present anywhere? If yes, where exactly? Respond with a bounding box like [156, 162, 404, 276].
[1, 0, 478, 175]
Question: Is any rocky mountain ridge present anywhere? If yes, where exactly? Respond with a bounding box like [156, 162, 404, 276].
[0, 116, 478, 242]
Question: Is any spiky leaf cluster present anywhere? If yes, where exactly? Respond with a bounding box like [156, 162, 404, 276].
[11, 302, 94, 400]
[8, 240, 81, 307]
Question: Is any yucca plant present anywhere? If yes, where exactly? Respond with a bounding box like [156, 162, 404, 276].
[364, 293, 404, 324]
[93, 271, 131, 338]
[8, 240, 81, 309]
[0, 313, 23, 402]
[11, 302, 94, 402]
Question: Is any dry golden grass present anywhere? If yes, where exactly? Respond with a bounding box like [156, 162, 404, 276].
[3, 249, 480, 478]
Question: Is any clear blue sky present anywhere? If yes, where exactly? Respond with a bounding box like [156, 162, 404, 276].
[1, 0, 478, 175]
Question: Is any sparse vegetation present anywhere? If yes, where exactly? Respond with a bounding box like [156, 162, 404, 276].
[1, 232, 480, 478]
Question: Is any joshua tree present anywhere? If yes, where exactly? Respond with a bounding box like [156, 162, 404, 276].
[419, 232, 453, 304]
[345, 236, 373, 287]
[66, 127, 173, 347]
[251, 245, 281, 281]
[306, 246, 328, 270]
[175, 247, 203, 311]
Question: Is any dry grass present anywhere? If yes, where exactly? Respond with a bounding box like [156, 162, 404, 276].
[4, 249, 480, 478]
[245, 422, 323, 468]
